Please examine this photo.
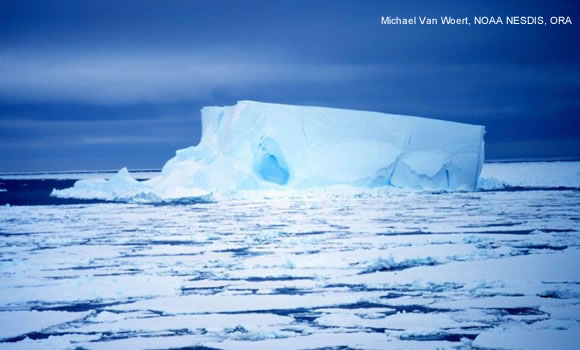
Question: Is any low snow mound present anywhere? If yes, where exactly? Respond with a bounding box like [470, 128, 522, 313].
[52, 168, 212, 203]
[478, 161, 580, 190]
[52, 167, 155, 202]
[52, 101, 485, 202]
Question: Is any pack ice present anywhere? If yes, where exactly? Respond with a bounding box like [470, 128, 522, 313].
[52, 101, 485, 201]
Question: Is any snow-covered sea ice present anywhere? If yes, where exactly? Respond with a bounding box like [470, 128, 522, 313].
[1, 164, 579, 349]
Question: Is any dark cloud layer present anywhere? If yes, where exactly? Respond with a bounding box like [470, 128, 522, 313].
[0, 0, 579, 171]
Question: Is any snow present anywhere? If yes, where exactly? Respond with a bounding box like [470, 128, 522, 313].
[473, 321, 580, 350]
[1, 185, 579, 349]
[52, 101, 485, 201]
[0, 310, 89, 340]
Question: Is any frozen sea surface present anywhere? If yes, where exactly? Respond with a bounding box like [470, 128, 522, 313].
[0, 163, 579, 349]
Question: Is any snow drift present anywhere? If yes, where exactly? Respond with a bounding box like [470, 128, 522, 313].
[52, 101, 485, 201]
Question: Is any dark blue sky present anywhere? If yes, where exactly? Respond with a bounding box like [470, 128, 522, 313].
[1, 0, 578, 172]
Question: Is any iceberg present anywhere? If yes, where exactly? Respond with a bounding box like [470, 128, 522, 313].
[53, 101, 485, 201]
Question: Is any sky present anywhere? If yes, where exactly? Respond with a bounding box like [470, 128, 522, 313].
[0, 0, 579, 172]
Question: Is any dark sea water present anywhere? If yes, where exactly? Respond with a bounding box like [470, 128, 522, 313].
[0, 177, 163, 206]
[0, 179, 104, 206]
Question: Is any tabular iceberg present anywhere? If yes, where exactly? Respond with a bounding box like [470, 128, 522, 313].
[52, 101, 485, 201]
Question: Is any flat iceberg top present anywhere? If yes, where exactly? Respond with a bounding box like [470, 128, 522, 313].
[53, 100, 485, 202]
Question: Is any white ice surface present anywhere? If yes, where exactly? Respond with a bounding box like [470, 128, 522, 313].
[1, 186, 579, 349]
[0, 311, 89, 340]
[473, 321, 580, 350]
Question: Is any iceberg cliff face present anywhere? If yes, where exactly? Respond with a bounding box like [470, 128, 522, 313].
[53, 101, 485, 201]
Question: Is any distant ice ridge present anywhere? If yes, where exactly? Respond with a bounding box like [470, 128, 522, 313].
[478, 161, 580, 190]
[52, 101, 485, 202]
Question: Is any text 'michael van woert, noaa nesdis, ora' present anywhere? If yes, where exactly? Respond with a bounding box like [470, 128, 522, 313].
[380, 16, 572, 25]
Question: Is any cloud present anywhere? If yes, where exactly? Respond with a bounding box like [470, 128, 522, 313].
[0, 113, 198, 148]
[80, 136, 184, 144]
[0, 51, 577, 105]
[0, 116, 194, 129]
[0, 135, 190, 148]
[0, 52, 382, 104]
[486, 138, 580, 160]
